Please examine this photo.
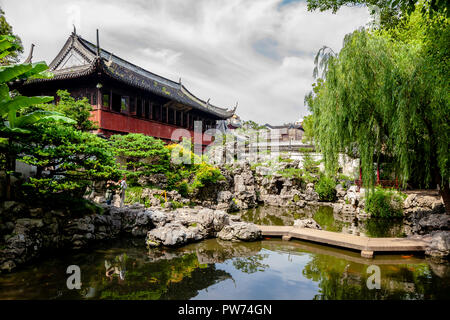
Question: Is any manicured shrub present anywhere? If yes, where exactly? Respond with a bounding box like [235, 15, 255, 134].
[314, 175, 337, 201]
[176, 180, 189, 198]
[190, 163, 224, 191]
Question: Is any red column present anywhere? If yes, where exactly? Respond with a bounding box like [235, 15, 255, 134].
[376, 163, 380, 185]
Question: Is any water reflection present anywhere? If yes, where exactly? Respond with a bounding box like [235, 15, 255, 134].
[0, 238, 448, 300]
[238, 205, 407, 237]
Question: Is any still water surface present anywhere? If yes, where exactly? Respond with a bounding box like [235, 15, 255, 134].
[238, 205, 407, 237]
[1, 238, 448, 300]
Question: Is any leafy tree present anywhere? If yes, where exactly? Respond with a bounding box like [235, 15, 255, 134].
[17, 123, 119, 199]
[0, 8, 23, 64]
[44, 89, 98, 131]
[307, 8, 450, 211]
[306, 0, 449, 29]
[301, 115, 315, 143]
[0, 35, 74, 199]
[108, 133, 171, 184]
[241, 120, 266, 130]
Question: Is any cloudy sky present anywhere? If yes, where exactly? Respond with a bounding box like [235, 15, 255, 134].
[1, 0, 370, 124]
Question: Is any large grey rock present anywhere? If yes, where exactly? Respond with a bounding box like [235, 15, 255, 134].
[418, 214, 450, 234]
[304, 184, 319, 202]
[255, 166, 272, 176]
[146, 222, 206, 247]
[404, 194, 444, 213]
[344, 185, 360, 206]
[403, 194, 417, 209]
[335, 184, 347, 200]
[216, 191, 239, 212]
[425, 231, 450, 258]
[293, 218, 322, 230]
[148, 210, 171, 227]
[196, 208, 229, 233]
[217, 222, 261, 241]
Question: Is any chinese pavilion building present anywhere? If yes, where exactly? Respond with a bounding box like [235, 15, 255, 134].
[17, 30, 236, 146]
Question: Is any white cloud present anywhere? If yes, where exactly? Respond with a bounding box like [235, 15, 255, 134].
[0, 0, 370, 124]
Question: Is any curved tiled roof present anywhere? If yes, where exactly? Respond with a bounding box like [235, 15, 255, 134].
[26, 33, 235, 119]
[78, 36, 235, 119]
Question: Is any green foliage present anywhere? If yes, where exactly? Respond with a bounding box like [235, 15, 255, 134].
[176, 180, 189, 198]
[277, 167, 304, 180]
[250, 162, 262, 170]
[190, 163, 224, 190]
[124, 186, 145, 206]
[109, 133, 170, 185]
[364, 187, 403, 218]
[241, 120, 266, 130]
[302, 153, 321, 175]
[0, 35, 74, 199]
[44, 90, 97, 131]
[298, 147, 315, 153]
[337, 174, 355, 184]
[314, 175, 337, 201]
[301, 115, 315, 143]
[18, 123, 119, 198]
[154, 193, 165, 204]
[307, 10, 449, 194]
[278, 155, 294, 163]
[0, 8, 23, 64]
[171, 200, 184, 209]
[232, 254, 269, 274]
[106, 134, 225, 199]
[306, 0, 449, 30]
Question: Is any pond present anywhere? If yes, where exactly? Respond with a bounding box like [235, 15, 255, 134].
[0, 238, 449, 300]
[237, 205, 407, 238]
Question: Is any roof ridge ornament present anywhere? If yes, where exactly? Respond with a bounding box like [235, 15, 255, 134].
[231, 101, 238, 112]
[96, 29, 100, 57]
[105, 52, 113, 67]
[24, 43, 35, 63]
[73, 24, 76, 35]
[179, 77, 182, 84]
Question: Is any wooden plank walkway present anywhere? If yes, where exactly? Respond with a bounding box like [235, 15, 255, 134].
[257, 225, 429, 258]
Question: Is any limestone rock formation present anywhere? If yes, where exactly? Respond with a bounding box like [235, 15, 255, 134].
[293, 218, 322, 230]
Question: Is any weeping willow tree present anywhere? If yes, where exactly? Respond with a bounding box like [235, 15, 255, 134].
[306, 8, 449, 212]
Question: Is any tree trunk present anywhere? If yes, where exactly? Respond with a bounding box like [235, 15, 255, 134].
[439, 177, 450, 215]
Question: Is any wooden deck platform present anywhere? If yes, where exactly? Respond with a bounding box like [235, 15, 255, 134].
[257, 225, 429, 258]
